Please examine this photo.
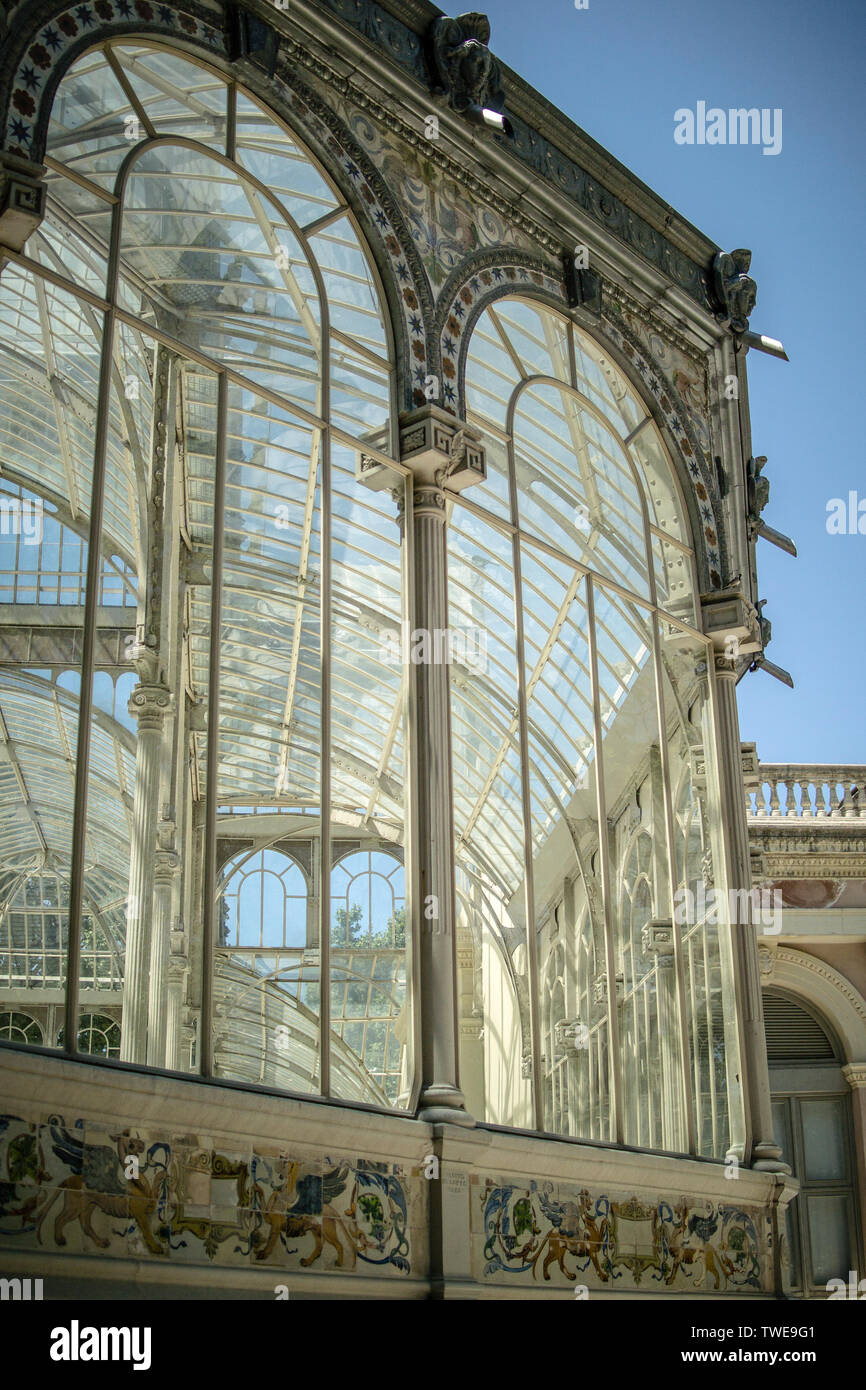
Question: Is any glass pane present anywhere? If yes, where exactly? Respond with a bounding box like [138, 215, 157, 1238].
[664, 626, 744, 1159]
[594, 585, 672, 1148]
[801, 1097, 848, 1181]
[806, 1194, 852, 1285]
[0, 272, 105, 1053]
[210, 384, 323, 1094]
[113, 44, 228, 151]
[328, 456, 410, 1108]
[121, 144, 322, 405]
[513, 383, 651, 599]
[450, 507, 532, 1127]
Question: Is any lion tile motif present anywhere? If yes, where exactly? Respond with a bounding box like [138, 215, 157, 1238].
[477, 1178, 767, 1293]
[0, 1114, 411, 1274]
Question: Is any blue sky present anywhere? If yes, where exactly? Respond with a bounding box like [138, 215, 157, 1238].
[485, 0, 865, 763]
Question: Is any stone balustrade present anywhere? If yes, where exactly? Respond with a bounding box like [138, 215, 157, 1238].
[746, 765, 866, 820]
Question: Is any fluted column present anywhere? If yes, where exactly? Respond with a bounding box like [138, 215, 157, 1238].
[375, 404, 487, 1127]
[411, 482, 469, 1123]
[146, 822, 180, 1067]
[165, 951, 188, 1072]
[712, 654, 786, 1171]
[121, 682, 173, 1063]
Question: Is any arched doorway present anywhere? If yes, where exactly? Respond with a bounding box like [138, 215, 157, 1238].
[765, 989, 862, 1295]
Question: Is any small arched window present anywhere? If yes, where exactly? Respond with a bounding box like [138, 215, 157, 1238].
[220, 848, 308, 949]
[58, 1013, 120, 1058]
[330, 850, 405, 948]
[0, 1010, 43, 1045]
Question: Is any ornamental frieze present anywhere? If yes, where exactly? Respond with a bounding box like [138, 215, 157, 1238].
[475, 1176, 772, 1293]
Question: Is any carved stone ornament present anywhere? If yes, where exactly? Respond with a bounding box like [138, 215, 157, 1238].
[429, 12, 506, 115]
[0, 153, 46, 254]
[641, 920, 674, 958]
[127, 683, 174, 731]
[746, 455, 770, 536]
[757, 945, 776, 978]
[593, 972, 624, 1006]
[553, 1018, 587, 1055]
[712, 248, 757, 334]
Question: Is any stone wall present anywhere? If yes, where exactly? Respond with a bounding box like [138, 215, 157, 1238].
[0, 1049, 793, 1298]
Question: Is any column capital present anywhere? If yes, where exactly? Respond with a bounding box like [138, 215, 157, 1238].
[842, 1062, 866, 1091]
[128, 682, 174, 730]
[167, 955, 189, 986]
[410, 485, 449, 522]
[641, 919, 675, 961]
[356, 404, 487, 500]
[701, 588, 762, 661]
[154, 849, 180, 882]
[0, 152, 46, 255]
[398, 404, 486, 490]
[714, 654, 738, 680]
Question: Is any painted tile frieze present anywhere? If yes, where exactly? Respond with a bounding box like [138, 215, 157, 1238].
[473, 1175, 769, 1294]
[0, 1113, 418, 1277]
[313, 85, 537, 293]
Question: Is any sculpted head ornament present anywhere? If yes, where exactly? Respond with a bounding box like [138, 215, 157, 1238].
[712, 248, 757, 334]
[430, 12, 506, 116]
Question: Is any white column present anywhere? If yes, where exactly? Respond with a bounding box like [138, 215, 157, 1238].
[411, 481, 470, 1124]
[379, 405, 487, 1126]
[165, 953, 188, 1072]
[146, 822, 179, 1067]
[713, 653, 786, 1171]
[121, 682, 173, 1063]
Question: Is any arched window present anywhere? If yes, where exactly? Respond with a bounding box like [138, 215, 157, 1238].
[0, 870, 122, 993]
[453, 295, 740, 1157]
[330, 850, 405, 948]
[0, 1010, 43, 1046]
[0, 38, 409, 1103]
[58, 1013, 121, 1058]
[220, 848, 308, 949]
[329, 850, 407, 1105]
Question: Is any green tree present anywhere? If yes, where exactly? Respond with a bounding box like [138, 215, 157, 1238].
[332, 903, 364, 946]
[371, 906, 405, 949]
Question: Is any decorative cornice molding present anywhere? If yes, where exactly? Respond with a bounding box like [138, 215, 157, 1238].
[747, 828, 866, 878]
[842, 1062, 866, 1090]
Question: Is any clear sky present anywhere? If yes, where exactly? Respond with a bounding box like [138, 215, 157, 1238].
[483, 0, 865, 764]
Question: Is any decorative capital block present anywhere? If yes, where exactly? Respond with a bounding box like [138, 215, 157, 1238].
[700, 589, 761, 655]
[0, 153, 46, 253]
[641, 920, 674, 957]
[593, 971, 623, 1006]
[399, 404, 486, 490]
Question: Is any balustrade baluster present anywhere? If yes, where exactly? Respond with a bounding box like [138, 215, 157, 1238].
[768, 779, 782, 817]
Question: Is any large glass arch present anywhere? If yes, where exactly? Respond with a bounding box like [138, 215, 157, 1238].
[0, 40, 413, 1110]
[452, 296, 743, 1158]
